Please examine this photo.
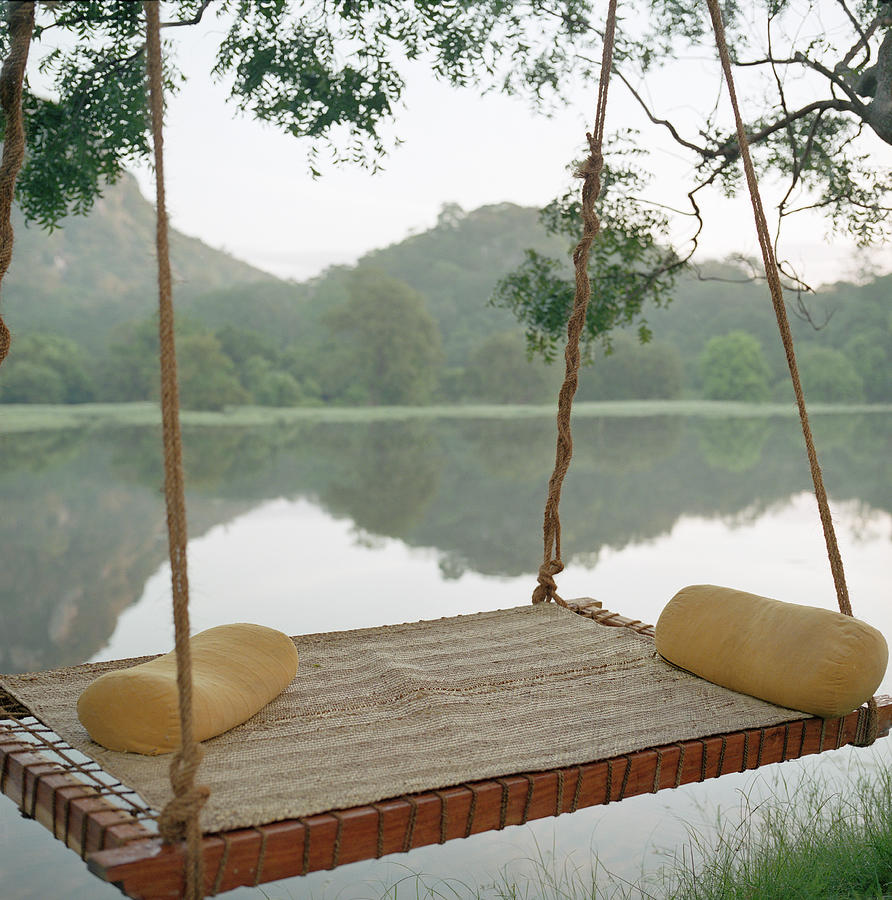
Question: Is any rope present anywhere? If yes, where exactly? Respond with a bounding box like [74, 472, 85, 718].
[705, 0, 849, 615]
[0, 1, 35, 368]
[533, 0, 619, 606]
[704, 0, 877, 744]
[143, 4, 209, 898]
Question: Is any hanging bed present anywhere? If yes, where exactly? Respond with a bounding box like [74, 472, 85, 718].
[0, 0, 888, 897]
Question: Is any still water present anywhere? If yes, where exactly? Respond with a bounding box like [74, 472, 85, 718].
[1, 408, 890, 898]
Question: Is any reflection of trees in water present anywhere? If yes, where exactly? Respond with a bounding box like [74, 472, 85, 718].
[1, 412, 889, 671]
[458, 416, 684, 482]
[428, 417, 686, 577]
[837, 415, 892, 519]
[0, 428, 283, 672]
[0, 438, 166, 672]
[0, 429, 85, 471]
[321, 421, 441, 536]
[574, 417, 683, 474]
[110, 426, 299, 493]
[458, 417, 554, 481]
[697, 417, 771, 473]
[413, 414, 891, 577]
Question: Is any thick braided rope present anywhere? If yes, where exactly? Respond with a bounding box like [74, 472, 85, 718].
[144, 4, 210, 895]
[0, 1, 35, 368]
[533, 0, 618, 605]
[705, 0, 877, 745]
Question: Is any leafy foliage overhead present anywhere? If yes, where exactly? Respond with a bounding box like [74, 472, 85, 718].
[4, 0, 891, 357]
[493, 0, 892, 356]
[492, 136, 681, 361]
[7, 0, 595, 227]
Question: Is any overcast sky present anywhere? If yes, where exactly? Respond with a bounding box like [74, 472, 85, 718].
[120, 4, 891, 287]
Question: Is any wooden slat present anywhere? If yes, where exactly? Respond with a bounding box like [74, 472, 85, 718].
[0, 725, 153, 857]
[85, 695, 892, 899]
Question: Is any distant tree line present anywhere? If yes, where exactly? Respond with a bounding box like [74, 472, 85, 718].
[1, 264, 888, 410]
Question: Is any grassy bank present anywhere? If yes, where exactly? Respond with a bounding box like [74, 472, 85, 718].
[309, 758, 892, 900]
[508, 759, 892, 900]
[651, 760, 892, 900]
[2, 400, 891, 434]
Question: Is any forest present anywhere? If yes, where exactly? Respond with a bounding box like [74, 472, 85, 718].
[0, 175, 889, 410]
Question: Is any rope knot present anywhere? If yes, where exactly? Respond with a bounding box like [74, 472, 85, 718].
[575, 148, 603, 180]
[158, 746, 210, 843]
[158, 785, 211, 843]
[532, 559, 565, 605]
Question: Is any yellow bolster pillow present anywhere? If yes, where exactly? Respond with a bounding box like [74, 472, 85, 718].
[654, 584, 887, 718]
[77, 623, 299, 755]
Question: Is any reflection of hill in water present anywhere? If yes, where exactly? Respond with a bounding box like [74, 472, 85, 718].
[0, 428, 256, 672]
[1, 413, 889, 670]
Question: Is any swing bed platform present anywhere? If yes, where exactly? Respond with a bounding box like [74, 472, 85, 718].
[2, 600, 889, 899]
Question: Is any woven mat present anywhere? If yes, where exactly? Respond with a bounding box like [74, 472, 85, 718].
[1, 604, 800, 833]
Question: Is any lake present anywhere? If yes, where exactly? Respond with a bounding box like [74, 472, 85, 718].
[1, 403, 890, 899]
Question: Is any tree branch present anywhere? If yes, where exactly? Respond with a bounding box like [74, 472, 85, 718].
[777, 106, 827, 212]
[767, 8, 802, 277]
[784, 195, 892, 217]
[612, 68, 709, 155]
[841, 14, 892, 70]
[161, 0, 213, 30]
[674, 160, 730, 270]
[836, 0, 870, 46]
[87, 45, 144, 82]
[734, 55, 800, 67]
[793, 51, 868, 111]
[705, 98, 858, 159]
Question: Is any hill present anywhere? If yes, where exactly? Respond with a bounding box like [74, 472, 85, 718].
[1, 175, 889, 407]
[3, 173, 279, 351]
[355, 202, 566, 365]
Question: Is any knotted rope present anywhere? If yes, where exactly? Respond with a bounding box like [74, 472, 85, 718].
[144, 3, 210, 895]
[705, 0, 877, 745]
[533, 0, 618, 606]
[0, 1, 35, 368]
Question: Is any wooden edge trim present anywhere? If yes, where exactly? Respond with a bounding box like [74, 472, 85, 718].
[85, 696, 892, 898]
[0, 724, 153, 857]
[565, 599, 655, 637]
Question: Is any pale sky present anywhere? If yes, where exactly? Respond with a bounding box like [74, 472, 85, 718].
[111, 3, 892, 286]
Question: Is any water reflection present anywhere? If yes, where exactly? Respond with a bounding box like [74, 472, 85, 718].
[0, 411, 889, 671]
[1, 409, 891, 900]
[697, 416, 770, 472]
[323, 421, 442, 535]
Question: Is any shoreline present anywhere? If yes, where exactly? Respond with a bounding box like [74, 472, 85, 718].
[1, 399, 891, 433]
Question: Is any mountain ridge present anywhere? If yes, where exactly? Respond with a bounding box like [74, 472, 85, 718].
[1, 171, 889, 406]
[4, 173, 277, 350]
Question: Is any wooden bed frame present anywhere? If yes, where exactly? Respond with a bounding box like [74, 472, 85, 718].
[3, 601, 890, 899]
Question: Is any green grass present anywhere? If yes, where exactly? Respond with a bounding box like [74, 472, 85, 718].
[650, 761, 892, 900]
[484, 759, 892, 900]
[2, 399, 890, 434]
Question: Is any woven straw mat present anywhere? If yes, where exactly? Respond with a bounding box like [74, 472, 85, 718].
[1, 604, 801, 833]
